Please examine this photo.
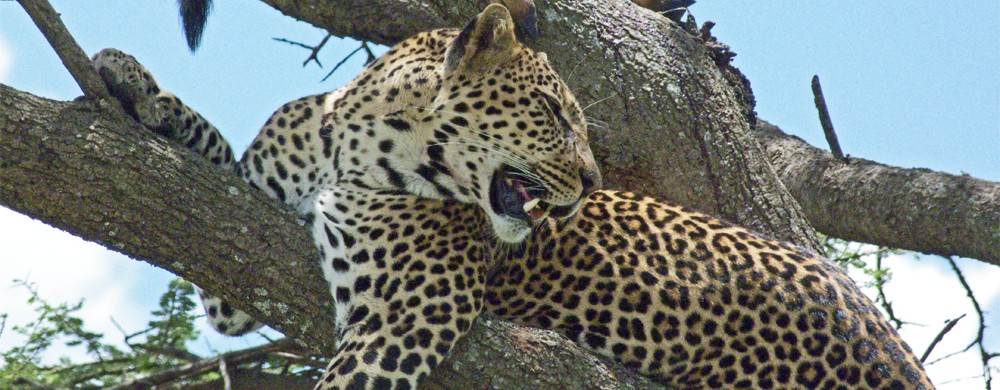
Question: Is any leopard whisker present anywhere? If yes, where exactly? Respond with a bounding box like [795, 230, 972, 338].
[581, 94, 615, 113]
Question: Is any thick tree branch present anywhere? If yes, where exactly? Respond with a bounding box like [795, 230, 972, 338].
[0, 84, 665, 389]
[0, 85, 332, 347]
[756, 120, 1000, 265]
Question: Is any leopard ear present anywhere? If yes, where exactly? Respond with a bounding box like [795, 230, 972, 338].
[444, 4, 519, 74]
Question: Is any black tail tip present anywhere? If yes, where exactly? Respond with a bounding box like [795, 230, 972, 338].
[179, 0, 213, 51]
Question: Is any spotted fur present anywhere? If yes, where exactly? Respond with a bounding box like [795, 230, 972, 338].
[487, 191, 933, 389]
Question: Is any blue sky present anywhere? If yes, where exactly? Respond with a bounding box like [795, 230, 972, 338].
[1, 1, 997, 387]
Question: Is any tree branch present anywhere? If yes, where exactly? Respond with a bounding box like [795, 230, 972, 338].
[5, 0, 996, 387]
[810, 75, 845, 161]
[110, 339, 300, 389]
[16, 0, 110, 100]
[756, 120, 1000, 265]
[920, 314, 965, 364]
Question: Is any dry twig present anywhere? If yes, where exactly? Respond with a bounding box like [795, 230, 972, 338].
[322, 41, 377, 82]
[219, 356, 232, 390]
[273, 33, 333, 68]
[920, 314, 966, 363]
[945, 257, 997, 390]
[106, 338, 305, 389]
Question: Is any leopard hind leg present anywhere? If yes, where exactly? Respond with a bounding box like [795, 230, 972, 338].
[197, 288, 264, 336]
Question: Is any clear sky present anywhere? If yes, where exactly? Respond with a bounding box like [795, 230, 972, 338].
[1, 1, 997, 388]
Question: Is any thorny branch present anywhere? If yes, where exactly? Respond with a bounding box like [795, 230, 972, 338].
[106, 338, 309, 389]
[871, 248, 906, 329]
[273, 32, 378, 82]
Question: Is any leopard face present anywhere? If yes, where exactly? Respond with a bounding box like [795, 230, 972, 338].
[428, 4, 601, 242]
[324, 5, 600, 243]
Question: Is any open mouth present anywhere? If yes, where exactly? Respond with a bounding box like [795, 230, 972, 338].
[489, 166, 578, 223]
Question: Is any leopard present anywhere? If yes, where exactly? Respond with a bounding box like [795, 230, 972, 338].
[92, 3, 933, 389]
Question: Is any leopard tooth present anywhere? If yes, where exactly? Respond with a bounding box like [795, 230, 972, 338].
[522, 198, 541, 213]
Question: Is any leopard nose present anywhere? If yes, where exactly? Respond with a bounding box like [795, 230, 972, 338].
[579, 168, 601, 196]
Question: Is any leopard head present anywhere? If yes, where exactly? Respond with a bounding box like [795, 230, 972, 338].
[427, 4, 601, 242]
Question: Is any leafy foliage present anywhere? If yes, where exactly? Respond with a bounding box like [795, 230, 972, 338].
[0, 278, 200, 387]
[1, 278, 323, 388]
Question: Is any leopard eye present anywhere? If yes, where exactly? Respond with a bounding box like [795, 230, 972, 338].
[541, 93, 573, 133]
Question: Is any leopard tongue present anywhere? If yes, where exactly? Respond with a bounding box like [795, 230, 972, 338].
[513, 180, 545, 221]
[527, 205, 546, 220]
[512, 179, 532, 200]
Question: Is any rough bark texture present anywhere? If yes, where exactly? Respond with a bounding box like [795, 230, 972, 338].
[0, 85, 665, 389]
[0, 85, 331, 348]
[757, 120, 1000, 265]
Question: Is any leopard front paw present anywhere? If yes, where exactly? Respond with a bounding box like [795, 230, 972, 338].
[92, 49, 181, 137]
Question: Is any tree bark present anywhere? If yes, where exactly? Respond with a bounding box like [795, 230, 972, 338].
[756, 120, 1000, 265]
[0, 84, 665, 389]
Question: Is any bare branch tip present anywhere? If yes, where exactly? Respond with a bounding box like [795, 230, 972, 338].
[810, 75, 846, 161]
